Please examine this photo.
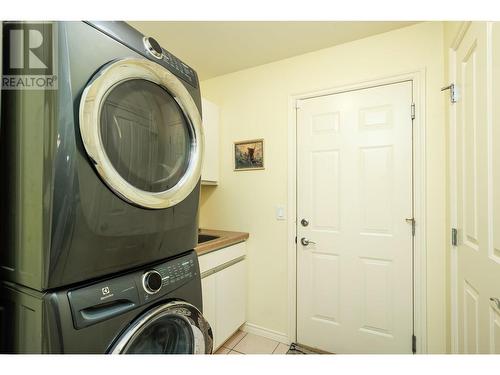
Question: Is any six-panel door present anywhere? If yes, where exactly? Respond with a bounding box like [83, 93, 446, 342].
[455, 22, 500, 354]
[296, 81, 414, 354]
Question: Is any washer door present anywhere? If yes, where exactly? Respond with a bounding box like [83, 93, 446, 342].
[109, 301, 213, 354]
[79, 58, 203, 209]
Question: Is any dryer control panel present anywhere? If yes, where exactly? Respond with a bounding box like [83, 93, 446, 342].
[67, 251, 199, 329]
[86, 21, 199, 88]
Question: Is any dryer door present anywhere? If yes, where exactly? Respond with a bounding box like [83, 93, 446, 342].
[79, 58, 203, 209]
[109, 301, 213, 354]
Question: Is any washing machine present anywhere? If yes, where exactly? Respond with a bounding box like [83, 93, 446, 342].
[0, 21, 204, 291]
[0, 250, 213, 353]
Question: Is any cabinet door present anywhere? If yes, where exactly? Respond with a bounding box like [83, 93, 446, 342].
[215, 259, 247, 346]
[201, 98, 219, 184]
[201, 273, 217, 347]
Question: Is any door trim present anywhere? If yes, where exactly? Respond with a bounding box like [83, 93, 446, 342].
[287, 71, 427, 353]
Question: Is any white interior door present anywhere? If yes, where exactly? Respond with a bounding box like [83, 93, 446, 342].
[454, 22, 500, 354]
[296, 82, 414, 354]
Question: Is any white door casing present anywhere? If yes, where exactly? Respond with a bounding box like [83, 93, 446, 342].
[453, 21, 500, 354]
[296, 82, 414, 354]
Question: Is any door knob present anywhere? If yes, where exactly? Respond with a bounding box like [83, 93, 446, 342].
[300, 218, 309, 227]
[300, 237, 316, 246]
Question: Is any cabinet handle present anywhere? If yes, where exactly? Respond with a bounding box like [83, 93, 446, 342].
[201, 256, 245, 278]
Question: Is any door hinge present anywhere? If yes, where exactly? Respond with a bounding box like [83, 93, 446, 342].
[405, 218, 415, 236]
[411, 103, 415, 120]
[441, 83, 458, 103]
[295, 236, 297, 244]
[412, 334, 417, 354]
[451, 228, 458, 247]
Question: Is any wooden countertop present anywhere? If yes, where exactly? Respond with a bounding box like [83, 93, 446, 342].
[195, 228, 249, 256]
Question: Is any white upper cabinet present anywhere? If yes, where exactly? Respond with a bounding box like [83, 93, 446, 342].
[201, 98, 219, 185]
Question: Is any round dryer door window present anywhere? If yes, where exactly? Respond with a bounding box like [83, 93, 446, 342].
[79, 58, 204, 209]
[100, 79, 190, 193]
[109, 301, 213, 354]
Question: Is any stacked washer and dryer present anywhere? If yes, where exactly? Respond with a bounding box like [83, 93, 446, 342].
[0, 21, 213, 353]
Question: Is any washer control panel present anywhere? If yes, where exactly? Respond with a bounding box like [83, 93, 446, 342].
[156, 258, 196, 287]
[139, 253, 197, 303]
[67, 250, 199, 329]
[142, 270, 163, 294]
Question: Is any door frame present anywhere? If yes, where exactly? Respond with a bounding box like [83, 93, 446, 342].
[287, 70, 428, 353]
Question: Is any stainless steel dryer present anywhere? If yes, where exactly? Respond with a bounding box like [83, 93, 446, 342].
[0, 21, 204, 290]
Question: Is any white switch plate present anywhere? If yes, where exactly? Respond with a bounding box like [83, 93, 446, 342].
[275, 206, 286, 221]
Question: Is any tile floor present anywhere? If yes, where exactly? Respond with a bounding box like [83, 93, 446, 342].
[214, 330, 289, 354]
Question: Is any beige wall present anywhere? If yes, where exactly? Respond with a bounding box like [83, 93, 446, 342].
[199, 22, 447, 352]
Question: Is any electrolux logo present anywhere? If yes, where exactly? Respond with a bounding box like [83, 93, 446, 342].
[2, 21, 58, 90]
[100, 286, 114, 301]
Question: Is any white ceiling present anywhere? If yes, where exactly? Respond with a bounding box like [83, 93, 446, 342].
[129, 21, 418, 80]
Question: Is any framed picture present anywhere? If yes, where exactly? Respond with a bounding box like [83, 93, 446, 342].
[234, 139, 264, 171]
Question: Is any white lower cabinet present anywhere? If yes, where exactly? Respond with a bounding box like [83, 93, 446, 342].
[214, 259, 246, 347]
[200, 243, 247, 351]
[201, 275, 217, 344]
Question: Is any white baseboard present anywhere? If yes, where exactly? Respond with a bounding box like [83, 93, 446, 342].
[241, 322, 290, 345]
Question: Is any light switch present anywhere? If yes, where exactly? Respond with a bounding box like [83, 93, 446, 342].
[275, 206, 286, 221]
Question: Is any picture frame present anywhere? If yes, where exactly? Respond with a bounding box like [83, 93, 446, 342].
[233, 139, 265, 171]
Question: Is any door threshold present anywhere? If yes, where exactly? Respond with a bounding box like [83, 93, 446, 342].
[287, 343, 332, 354]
